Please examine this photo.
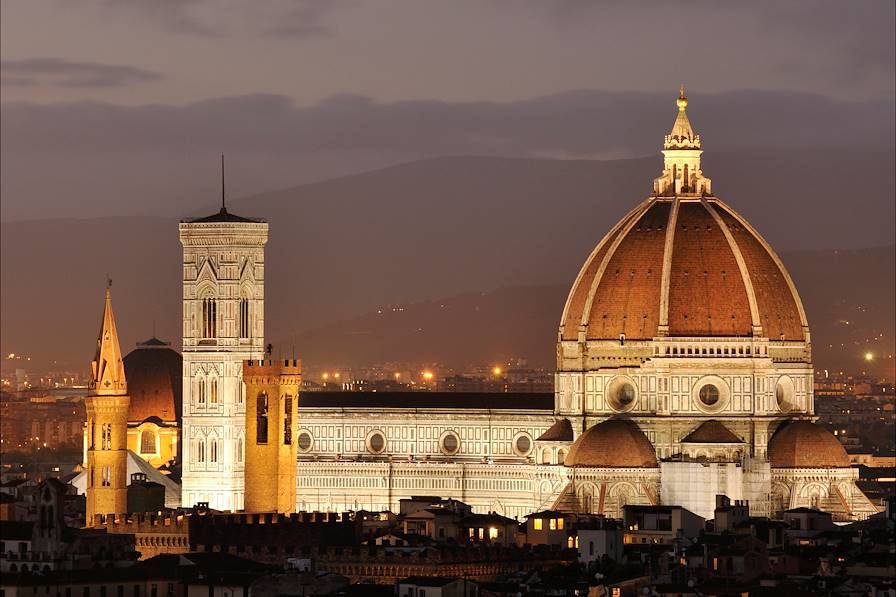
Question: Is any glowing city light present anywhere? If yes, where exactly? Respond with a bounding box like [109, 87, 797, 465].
[322, 372, 330, 380]
[864, 352, 874, 361]
[422, 371, 434, 380]
[492, 367, 502, 376]
[394, 372, 401, 379]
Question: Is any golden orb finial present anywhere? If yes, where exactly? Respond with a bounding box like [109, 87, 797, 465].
[676, 84, 688, 110]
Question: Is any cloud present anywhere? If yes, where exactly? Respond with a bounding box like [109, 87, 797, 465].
[1, 58, 162, 88]
[100, 0, 344, 38]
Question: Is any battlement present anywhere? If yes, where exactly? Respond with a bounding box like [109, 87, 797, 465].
[243, 358, 302, 379]
[93, 512, 190, 533]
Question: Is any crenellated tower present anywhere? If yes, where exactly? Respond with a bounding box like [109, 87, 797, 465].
[243, 358, 301, 513]
[85, 284, 130, 524]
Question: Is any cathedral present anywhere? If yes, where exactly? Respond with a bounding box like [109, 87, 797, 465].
[87, 90, 877, 523]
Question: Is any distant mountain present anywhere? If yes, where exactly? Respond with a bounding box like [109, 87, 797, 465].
[1, 153, 893, 377]
[293, 245, 895, 378]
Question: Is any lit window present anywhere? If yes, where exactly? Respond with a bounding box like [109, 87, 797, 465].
[488, 527, 498, 540]
[549, 518, 557, 530]
[534, 519, 543, 531]
[140, 430, 156, 454]
[557, 518, 564, 530]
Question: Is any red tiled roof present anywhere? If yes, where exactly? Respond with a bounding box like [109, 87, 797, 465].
[559, 197, 807, 341]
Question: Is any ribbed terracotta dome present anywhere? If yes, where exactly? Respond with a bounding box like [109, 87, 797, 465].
[560, 197, 807, 342]
[565, 419, 658, 468]
[767, 421, 850, 468]
[124, 338, 182, 424]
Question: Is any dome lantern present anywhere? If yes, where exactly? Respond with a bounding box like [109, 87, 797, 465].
[654, 86, 712, 196]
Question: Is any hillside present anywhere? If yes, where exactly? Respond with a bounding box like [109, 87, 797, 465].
[1, 153, 893, 376]
[292, 245, 895, 378]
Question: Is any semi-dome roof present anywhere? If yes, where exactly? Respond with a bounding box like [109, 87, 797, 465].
[767, 421, 850, 468]
[559, 91, 808, 343]
[124, 338, 182, 424]
[768, 420, 850, 468]
[565, 419, 658, 468]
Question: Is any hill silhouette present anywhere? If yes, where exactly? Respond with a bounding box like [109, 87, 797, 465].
[1, 153, 893, 378]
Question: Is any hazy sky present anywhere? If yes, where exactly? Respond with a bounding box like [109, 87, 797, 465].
[3, 1, 893, 105]
[1, 0, 894, 222]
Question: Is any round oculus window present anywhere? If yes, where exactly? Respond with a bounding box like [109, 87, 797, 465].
[367, 431, 386, 454]
[514, 434, 532, 456]
[297, 431, 313, 452]
[607, 378, 637, 411]
[440, 432, 460, 455]
[776, 377, 794, 412]
[699, 384, 720, 406]
[616, 383, 636, 406]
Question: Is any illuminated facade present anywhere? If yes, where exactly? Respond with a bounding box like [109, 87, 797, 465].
[179, 207, 269, 511]
[288, 91, 876, 522]
[149, 91, 877, 522]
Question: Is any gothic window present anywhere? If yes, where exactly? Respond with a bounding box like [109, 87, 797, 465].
[236, 437, 244, 462]
[256, 392, 269, 444]
[88, 418, 94, 449]
[210, 378, 218, 405]
[87, 465, 93, 488]
[283, 396, 293, 445]
[239, 297, 250, 338]
[197, 377, 206, 406]
[101, 465, 111, 487]
[140, 430, 156, 454]
[102, 424, 112, 450]
[197, 438, 206, 463]
[210, 439, 218, 463]
[201, 298, 217, 338]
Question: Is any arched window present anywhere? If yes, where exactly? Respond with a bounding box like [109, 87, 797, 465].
[197, 438, 206, 463]
[256, 392, 269, 444]
[140, 429, 156, 454]
[102, 424, 112, 450]
[239, 297, 250, 338]
[210, 378, 218, 405]
[236, 437, 244, 463]
[197, 377, 206, 406]
[201, 297, 217, 338]
[210, 439, 218, 463]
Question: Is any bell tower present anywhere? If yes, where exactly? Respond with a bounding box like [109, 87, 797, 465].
[85, 283, 130, 524]
[243, 358, 301, 513]
[179, 169, 268, 511]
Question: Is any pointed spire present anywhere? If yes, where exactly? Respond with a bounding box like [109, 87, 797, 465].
[89, 281, 127, 396]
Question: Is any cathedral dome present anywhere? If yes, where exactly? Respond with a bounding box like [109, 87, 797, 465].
[124, 338, 182, 424]
[767, 420, 851, 468]
[559, 91, 807, 343]
[565, 419, 658, 468]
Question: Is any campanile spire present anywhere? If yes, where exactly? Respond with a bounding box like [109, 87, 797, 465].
[653, 87, 712, 196]
[90, 282, 127, 395]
